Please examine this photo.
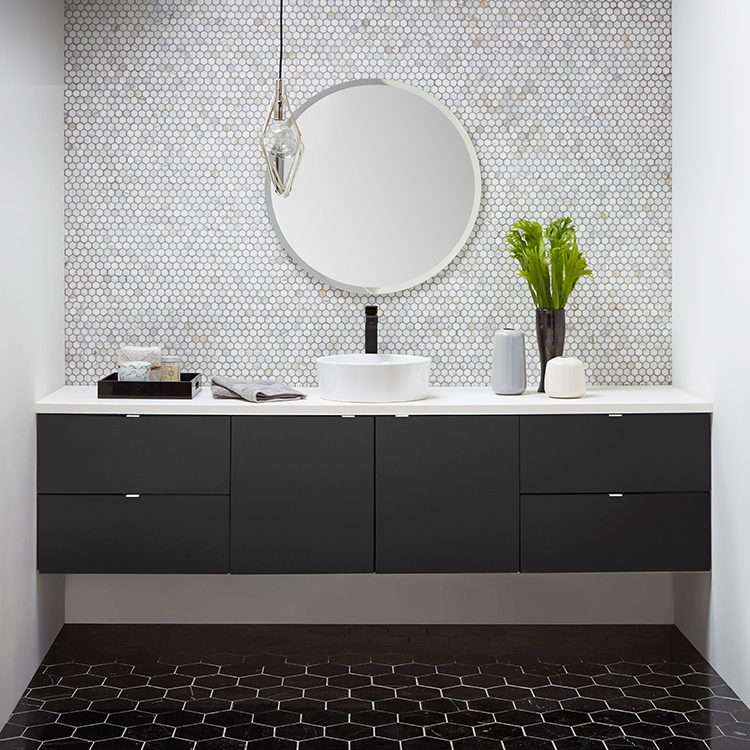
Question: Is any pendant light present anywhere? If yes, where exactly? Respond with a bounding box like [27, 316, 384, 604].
[260, 0, 303, 197]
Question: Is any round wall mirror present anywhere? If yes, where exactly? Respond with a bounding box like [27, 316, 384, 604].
[266, 79, 482, 295]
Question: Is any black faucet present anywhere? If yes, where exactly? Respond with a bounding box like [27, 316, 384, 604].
[365, 305, 378, 354]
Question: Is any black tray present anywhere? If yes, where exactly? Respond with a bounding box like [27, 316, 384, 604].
[97, 373, 202, 399]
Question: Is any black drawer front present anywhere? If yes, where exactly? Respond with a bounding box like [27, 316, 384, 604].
[520, 493, 710, 572]
[38, 495, 230, 573]
[231, 416, 374, 574]
[37, 415, 230, 494]
[520, 413, 710, 494]
[376, 415, 519, 573]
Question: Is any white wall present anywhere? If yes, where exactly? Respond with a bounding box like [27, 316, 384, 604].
[66, 572, 674, 625]
[673, 0, 750, 707]
[0, 0, 65, 726]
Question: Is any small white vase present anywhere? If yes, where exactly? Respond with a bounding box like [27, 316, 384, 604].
[544, 357, 586, 399]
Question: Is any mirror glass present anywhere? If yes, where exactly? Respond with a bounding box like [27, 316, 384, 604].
[266, 79, 481, 295]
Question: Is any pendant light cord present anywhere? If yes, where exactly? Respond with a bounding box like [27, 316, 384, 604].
[278, 0, 284, 80]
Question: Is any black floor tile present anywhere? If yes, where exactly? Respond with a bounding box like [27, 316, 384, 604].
[657, 738, 709, 750]
[606, 739, 657, 750]
[505, 736, 556, 750]
[626, 721, 674, 740]
[193, 738, 246, 750]
[21, 724, 73, 741]
[90, 738, 141, 750]
[526, 721, 574, 739]
[325, 722, 372, 740]
[402, 737, 452, 749]
[71, 722, 123, 741]
[300, 709, 348, 727]
[475, 722, 524, 741]
[422, 697, 469, 713]
[557, 738, 608, 750]
[33, 740, 86, 750]
[351, 737, 399, 749]
[446, 709, 493, 727]
[276, 722, 325, 741]
[453, 738, 504, 749]
[428, 720, 475, 739]
[297, 738, 344, 749]
[2, 625, 748, 750]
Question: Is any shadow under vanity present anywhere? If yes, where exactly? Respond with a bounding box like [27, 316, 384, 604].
[35, 387, 711, 576]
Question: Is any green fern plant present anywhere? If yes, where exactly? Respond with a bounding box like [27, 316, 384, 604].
[505, 217, 592, 309]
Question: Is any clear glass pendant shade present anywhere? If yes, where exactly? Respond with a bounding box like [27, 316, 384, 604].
[263, 119, 299, 158]
[260, 79, 304, 197]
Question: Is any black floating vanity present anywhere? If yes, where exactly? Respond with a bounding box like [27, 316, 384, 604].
[35, 386, 712, 575]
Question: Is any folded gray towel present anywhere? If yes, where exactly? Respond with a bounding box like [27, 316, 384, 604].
[211, 376, 307, 402]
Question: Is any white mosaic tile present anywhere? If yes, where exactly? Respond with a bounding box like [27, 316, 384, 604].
[65, 0, 672, 387]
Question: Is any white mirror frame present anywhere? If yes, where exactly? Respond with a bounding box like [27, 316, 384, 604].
[265, 79, 482, 295]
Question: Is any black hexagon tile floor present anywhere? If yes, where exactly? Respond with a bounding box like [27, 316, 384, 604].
[1, 625, 749, 750]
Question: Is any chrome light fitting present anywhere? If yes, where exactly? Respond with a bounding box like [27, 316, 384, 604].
[261, 0, 303, 197]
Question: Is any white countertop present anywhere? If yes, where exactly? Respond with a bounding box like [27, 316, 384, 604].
[36, 385, 712, 416]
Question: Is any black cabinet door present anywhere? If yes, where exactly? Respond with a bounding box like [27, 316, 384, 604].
[375, 415, 519, 573]
[37, 415, 230, 495]
[38, 495, 230, 573]
[520, 493, 711, 572]
[520, 413, 710, 494]
[231, 416, 374, 574]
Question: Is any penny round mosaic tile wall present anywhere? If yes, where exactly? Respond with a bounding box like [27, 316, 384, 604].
[65, 0, 671, 387]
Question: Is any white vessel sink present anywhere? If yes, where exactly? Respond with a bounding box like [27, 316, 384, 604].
[317, 353, 431, 403]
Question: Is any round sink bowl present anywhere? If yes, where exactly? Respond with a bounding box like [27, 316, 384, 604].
[317, 353, 431, 403]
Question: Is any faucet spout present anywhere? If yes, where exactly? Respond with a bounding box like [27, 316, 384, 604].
[365, 305, 378, 354]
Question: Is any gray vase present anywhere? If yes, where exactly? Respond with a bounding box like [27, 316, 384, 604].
[535, 309, 565, 393]
[491, 328, 526, 395]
